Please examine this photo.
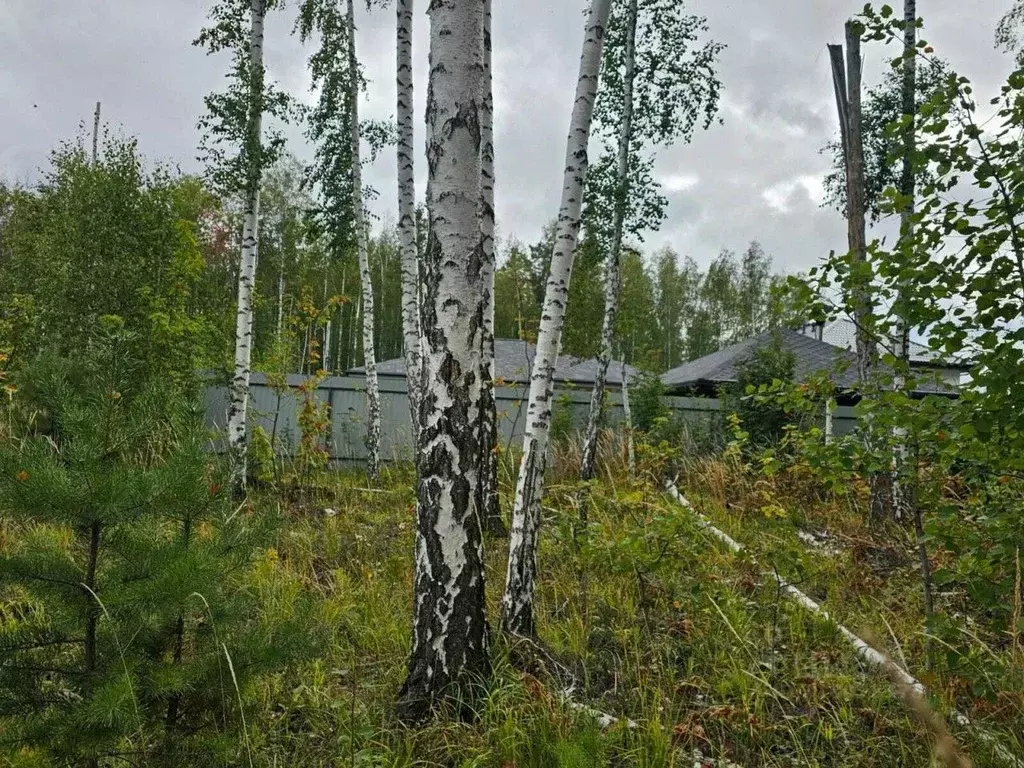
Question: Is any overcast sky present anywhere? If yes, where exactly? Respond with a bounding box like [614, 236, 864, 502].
[0, 1, 1013, 275]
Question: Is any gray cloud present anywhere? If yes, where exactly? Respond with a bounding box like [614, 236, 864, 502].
[0, 0, 1014, 277]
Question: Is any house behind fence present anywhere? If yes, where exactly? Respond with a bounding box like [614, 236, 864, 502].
[203, 336, 865, 463]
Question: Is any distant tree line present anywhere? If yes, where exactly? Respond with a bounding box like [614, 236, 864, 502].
[494, 227, 796, 372]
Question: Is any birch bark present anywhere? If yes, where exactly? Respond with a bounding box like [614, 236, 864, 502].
[579, 0, 638, 483]
[347, 0, 382, 480]
[396, 0, 422, 447]
[892, 0, 917, 523]
[276, 234, 285, 343]
[621, 360, 636, 476]
[478, 0, 504, 536]
[226, 0, 267, 492]
[501, 0, 613, 638]
[397, 0, 489, 722]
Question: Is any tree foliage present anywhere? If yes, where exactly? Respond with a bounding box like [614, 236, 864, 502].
[583, 0, 724, 248]
[493, 231, 792, 371]
[194, 0, 293, 199]
[0, 134, 224, 387]
[789, 5, 1024, 684]
[822, 53, 950, 221]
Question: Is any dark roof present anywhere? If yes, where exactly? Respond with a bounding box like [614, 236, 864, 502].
[802, 318, 973, 370]
[561, 357, 641, 386]
[349, 338, 637, 387]
[661, 329, 957, 396]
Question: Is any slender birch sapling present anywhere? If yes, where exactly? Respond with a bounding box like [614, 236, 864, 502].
[396, 0, 422, 447]
[501, 0, 614, 638]
[477, 0, 505, 536]
[578, 0, 723, 483]
[298, 0, 384, 479]
[195, 0, 291, 492]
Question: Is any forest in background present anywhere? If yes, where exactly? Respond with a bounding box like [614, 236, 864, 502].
[0, 145, 793, 381]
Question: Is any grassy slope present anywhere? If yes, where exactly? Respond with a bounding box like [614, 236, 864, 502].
[244, 456, 1022, 767]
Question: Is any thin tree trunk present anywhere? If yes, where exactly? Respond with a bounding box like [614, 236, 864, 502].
[830, 23, 888, 522]
[339, 269, 349, 370]
[276, 233, 285, 344]
[396, 0, 422, 447]
[301, 327, 309, 374]
[226, 0, 267, 494]
[165, 516, 193, 740]
[324, 319, 332, 372]
[621, 360, 635, 477]
[501, 0, 613, 638]
[843, 26, 874, 387]
[322, 270, 331, 370]
[892, 0, 917, 523]
[913, 458, 934, 666]
[347, 0, 382, 481]
[82, 522, 101, 768]
[353, 285, 362, 367]
[339, 309, 348, 376]
[396, 0, 489, 723]
[478, 0, 504, 536]
[579, 0, 637, 484]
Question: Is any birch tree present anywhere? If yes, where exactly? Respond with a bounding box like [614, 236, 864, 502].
[196, 0, 291, 491]
[477, 0, 504, 536]
[298, 0, 382, 479]
[578, 0, 723, 483]
[891, 0, 916, 523]
[396, 0, 421, 446]
[620, 360, 636, 476]
[396, 0, 489, 722]
[347, 0, 381, 479]
[501, 0, 613, 638]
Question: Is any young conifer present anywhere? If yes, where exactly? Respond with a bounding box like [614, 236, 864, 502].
[0, 323, 315, 765]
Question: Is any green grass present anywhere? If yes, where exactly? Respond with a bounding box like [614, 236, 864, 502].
[227, 454, 1021, 767]
[4, 454, 1022, 766]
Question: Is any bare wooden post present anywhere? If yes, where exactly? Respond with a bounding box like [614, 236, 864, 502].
[830, 22, 890, 522]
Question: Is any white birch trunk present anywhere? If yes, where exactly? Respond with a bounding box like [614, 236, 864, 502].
[501, 0, 613, 637]
[323, 319, 332, 372]
[621, 360, 635, 477]
[347, 0, 382, 480]
[892, 0, 916, 523]
[276, 236, 285, 343]
[579, 0, 638, 483]
[397, 0, 489, 723]
[478, 0, 503, 535]
[396, 0, 422, 447]
[226, 0, 266, 491]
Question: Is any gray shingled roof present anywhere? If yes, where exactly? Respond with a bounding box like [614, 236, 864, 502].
[562, 358, 641, 386]
[348, 338, 635, 387]
[809, 318, 972, 369]
[661, 329, 956, 395]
